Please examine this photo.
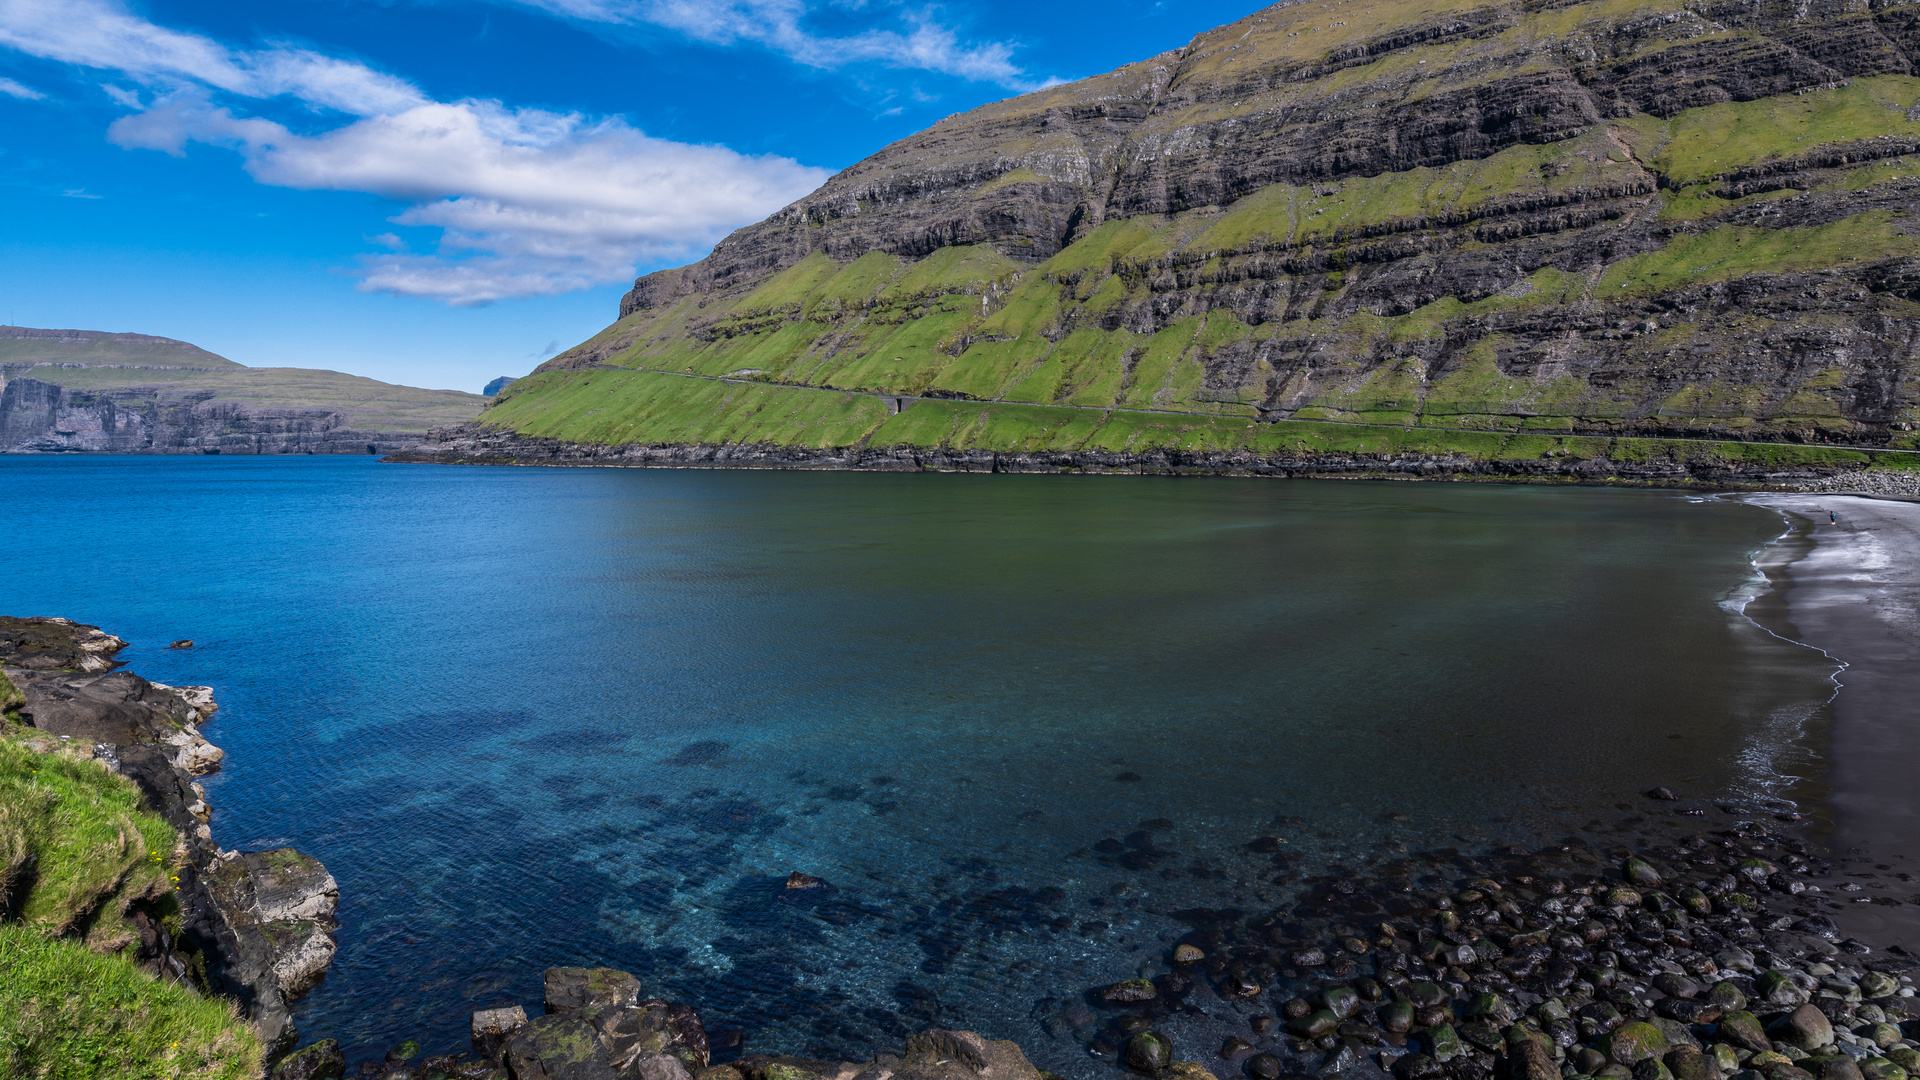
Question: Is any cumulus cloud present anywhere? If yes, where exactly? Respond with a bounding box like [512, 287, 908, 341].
[0, 0, 830, 303]
[512, 0, 1047, 89]
[109, 93, 828, 304]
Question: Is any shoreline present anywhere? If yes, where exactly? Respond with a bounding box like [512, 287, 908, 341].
[1738, 494, 1920, 952]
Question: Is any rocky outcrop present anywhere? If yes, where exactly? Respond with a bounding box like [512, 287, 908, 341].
[0, 377, 413, 454]
[276, 959, 1110, 1080]
[0, 616, 337, 1054]
[390, 424, 1870, 489]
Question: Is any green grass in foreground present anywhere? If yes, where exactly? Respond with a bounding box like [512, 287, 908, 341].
[0, 733, 176, 943]
[0, 733, 262, 1078]
[0, 923, 261, 1080]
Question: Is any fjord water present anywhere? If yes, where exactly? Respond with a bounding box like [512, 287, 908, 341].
[1, 457, 1835, 1070]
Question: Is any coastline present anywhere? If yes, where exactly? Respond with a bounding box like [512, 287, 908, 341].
[1739, 494, 1920, 951]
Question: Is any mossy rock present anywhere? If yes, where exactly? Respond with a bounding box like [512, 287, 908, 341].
[1125, 1031, 1172, 1075]
[1862, 1060, 1907, 1080]
[1718, 1011, 1772, 1054]
[1601, 1023, 1673, 1065]
[1424, 1024, 1462, 1063]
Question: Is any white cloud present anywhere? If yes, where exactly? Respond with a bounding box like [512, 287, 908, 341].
[0, 0, 829, 304]
[108, 93, 828, 305]
[512, 0, 1048, 90]
[0, 74, 42, 98]
[0, 0, 423, 114]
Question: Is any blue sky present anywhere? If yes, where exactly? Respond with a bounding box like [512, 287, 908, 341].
[0, 0, 1259, 392]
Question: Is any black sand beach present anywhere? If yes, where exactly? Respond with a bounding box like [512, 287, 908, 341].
[1744, 495, 1920, 951]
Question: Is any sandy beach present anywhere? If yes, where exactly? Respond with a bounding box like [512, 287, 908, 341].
[1744, 492, 1920, 949]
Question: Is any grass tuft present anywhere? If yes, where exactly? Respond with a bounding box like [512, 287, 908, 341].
[0, 922, 262, 1080]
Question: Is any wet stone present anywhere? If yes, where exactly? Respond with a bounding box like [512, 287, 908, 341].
[1246, 1054, 1283, 1080]
[1601, 1023, 1674, 1066]
[1424, 1025, 1462, 1063]
[1127, 1031, 1173, 1075]
[1667, 1046, 1720, 1080]
[1105, 979, 1160, 1004]
[1861, 1060, 1909, 1080]
[1393, 1054, 1439, 1080]
[1637, 1059, 1677, 1080]
[1457, 1023, 1503, 1053]
[1220, 1038, 1256, 1062]
[1714, 984, 1751, 1013]
[1813, 1058, 1866, 1080]
[1722, 1013, 1773, 1054]
[1294, 1011, 1342, 1038]
[1785, 1005, 1838, 1051]
[1860, 974, 1899, 1001]
[1382, 1002, 1415, 1034]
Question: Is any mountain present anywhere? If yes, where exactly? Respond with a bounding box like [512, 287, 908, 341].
[0, 327, 485, 455]
[403, 0, 1920, 482]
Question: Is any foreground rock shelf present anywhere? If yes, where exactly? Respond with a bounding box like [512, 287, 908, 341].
[0, 616, 339, 1053]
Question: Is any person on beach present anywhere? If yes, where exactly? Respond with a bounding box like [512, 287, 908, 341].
[1832, 510, 1839, 524]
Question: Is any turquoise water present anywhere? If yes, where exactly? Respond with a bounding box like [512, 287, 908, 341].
[0, 457, 1836, 1070]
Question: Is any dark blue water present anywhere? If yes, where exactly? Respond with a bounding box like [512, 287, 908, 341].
[0, 457, 1836, 1071]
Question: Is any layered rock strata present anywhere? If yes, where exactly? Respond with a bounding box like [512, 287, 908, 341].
[436, 0, 1920, 469]
[0, 377, 424, 455]
[0, 616, 337, 1052]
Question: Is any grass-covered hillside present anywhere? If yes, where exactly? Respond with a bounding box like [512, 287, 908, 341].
[460, 0, 1920, 473]
[0, 691, 262, 1080]
[0, 325, 485, 453]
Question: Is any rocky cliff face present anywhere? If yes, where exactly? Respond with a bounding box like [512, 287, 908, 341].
[0, 376, 414, 454]
[0, 324, 487, 454]
[0, 617, 337, 1054]
[426, 0, 1920, 472]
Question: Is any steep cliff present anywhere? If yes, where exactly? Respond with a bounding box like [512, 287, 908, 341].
[409, 0, 1920, 478]
[0, 326, 485, 454]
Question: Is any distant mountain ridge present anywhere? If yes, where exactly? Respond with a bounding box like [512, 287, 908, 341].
[0, 326, 484, 455]
[0, 325, 241, 370]
[407, 0, 1920, 481]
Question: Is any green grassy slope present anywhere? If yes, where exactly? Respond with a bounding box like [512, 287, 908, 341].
[10, 364, 488, 433]
[0, 328, 239, 369]
[475, 10, 1920, 466]
[0, 729, 262, 1079]
[2, 325, 488, 434]
[484, 368, 1919, 476]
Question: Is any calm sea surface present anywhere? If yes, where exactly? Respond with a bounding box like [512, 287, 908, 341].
[0, 457, 1838, 1070]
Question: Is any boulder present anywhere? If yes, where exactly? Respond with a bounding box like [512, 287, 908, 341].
[1721, 1013, 1773, 1054]
[1602, 1024, 1675, 1066]
[1509, 1034, 1558, 1080]
[1103, 979, 1158, 1003]
[1126, 1032, 1172, 1075]
[1810, 1058, 1865, 1080]
[473, 1005, 529, 1063]
[505, 997, 711, 1080]
[272, 1040, 346, 1080]
[1667, 1046, 1721, 1080]
[545, 968, 645, 1014]
[1626, 859, 1663, 889]
[1780, 1006, 1836, 1051]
